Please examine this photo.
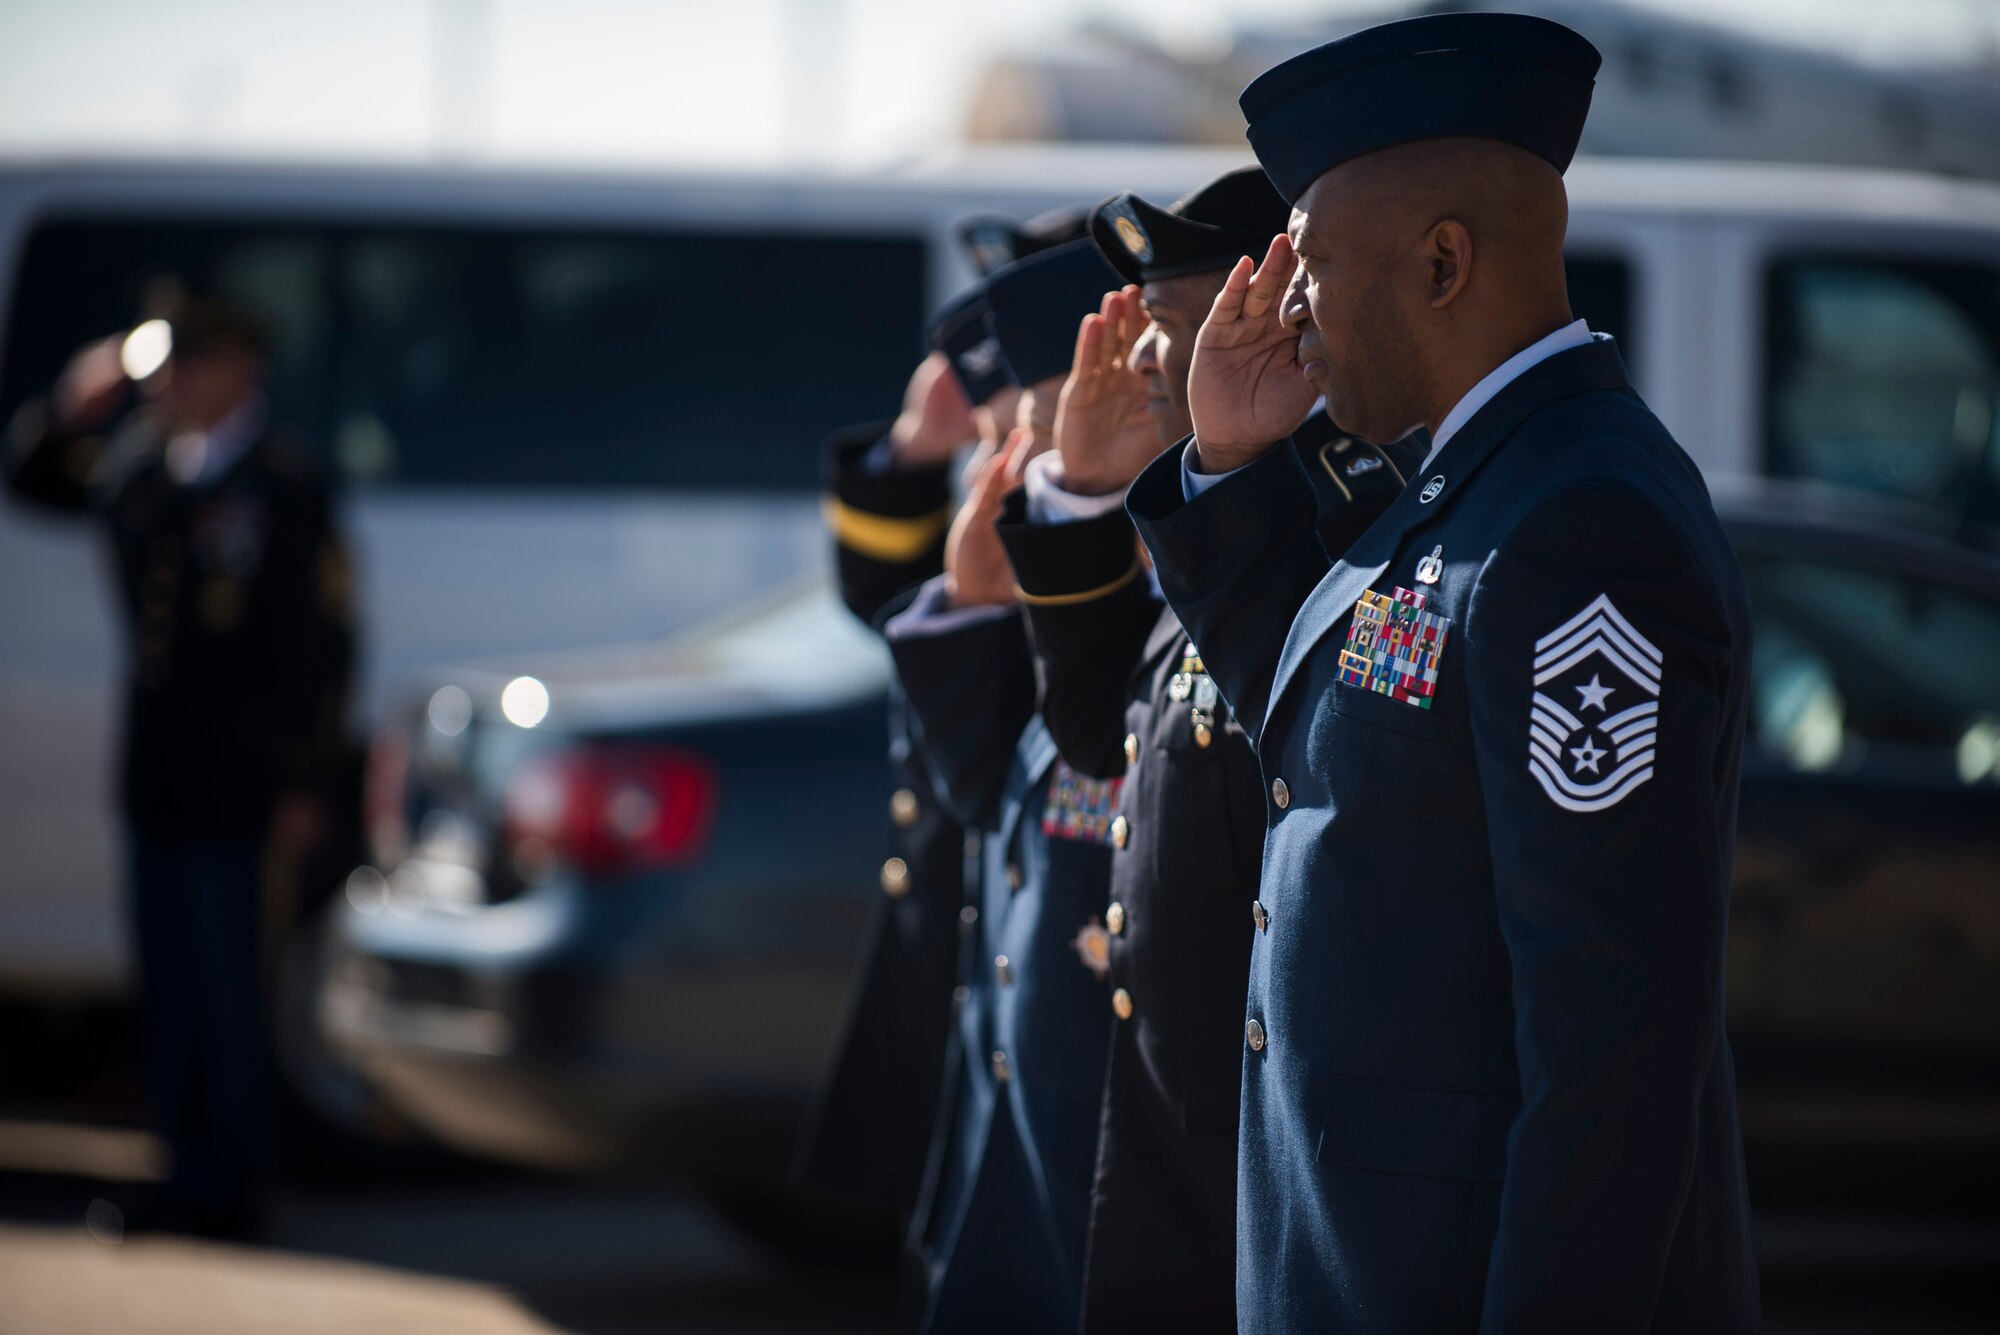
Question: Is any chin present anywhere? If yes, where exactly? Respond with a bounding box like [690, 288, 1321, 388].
[1320, 394, 1366, 440]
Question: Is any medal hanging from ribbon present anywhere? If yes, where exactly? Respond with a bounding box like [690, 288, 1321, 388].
[1172, 644, 1218, 747]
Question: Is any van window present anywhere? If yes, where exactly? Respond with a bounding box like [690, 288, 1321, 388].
[1742, 551, 2000, 784]
[1564, 254, 1636, 376]
[1765, 257, 2000, 521]
[1, 218, 928, 491]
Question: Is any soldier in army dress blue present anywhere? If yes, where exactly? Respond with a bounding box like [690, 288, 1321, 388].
[798, 214, 1086, 1316]
[881, 237, 1129, 1335]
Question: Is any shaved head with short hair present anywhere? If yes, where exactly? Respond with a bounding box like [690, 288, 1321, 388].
[1282, 137, 1576, 444]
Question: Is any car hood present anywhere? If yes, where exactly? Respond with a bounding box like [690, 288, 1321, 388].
[417, 579, 892, 731]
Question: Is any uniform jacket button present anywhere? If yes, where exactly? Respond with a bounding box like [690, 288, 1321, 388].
[1123, 732, 1139, 764]
[1246, 1018, 1267, 1051]
[1106, 901, 1126, 936]
[1271, 777, 1290, 810]
[995, 954, 1013, 985]
[951, 985, 969, 1014]
[1252, 900, 1270, 934]
[959, 905, 979, 935]
[880, 857, 910, 898]
[1112, 987, 1134, 1021]
[1109, 815, 1129, 850]
[889, 787, 920, 828]
[991, 1051, 1012, 1083]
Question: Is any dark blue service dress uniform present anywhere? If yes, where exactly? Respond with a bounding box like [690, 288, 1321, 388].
[994, 424, 1423, 1335]
[886, 590, 1116, 1335]
[1128, 336, 1762, 1333]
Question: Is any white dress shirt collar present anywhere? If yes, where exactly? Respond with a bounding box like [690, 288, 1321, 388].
[1422, 319, 1592, 470]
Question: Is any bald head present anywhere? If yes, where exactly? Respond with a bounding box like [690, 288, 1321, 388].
[1280, 136, 1575, 445]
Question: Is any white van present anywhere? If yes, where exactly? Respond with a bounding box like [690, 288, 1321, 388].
[2, 147, 1997, 997]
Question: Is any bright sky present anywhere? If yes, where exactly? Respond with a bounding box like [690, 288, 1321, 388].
[0, 0, 1994, 168]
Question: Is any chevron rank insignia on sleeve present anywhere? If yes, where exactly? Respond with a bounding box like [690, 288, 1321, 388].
[1526, 593, 1663, 813]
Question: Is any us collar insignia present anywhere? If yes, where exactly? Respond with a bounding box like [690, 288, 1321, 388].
[1042, 760, 1123, 844]
[1337, 585, 1450, 708]
[1106, 200, 1154, 263]
[1419, 475, 1445, 503]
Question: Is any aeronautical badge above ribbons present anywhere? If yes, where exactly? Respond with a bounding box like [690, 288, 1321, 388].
[1337, 586, 1450, 708]
[1042, 760, 1123, 845]
[1526, 593, 1663, 813]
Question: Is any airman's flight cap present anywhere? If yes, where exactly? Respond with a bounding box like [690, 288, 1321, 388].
[1090, 166, 1290, 289]
[927, 288, 1013, 406]
[1242, 12, 1602, 204]
[983, 239, 1123, 388]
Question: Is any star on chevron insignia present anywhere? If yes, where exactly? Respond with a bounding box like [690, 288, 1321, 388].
[1575, 673, 1615, 712]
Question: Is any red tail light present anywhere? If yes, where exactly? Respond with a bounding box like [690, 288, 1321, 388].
[364, 724, 411, 864]
[502, 744, 719, 879]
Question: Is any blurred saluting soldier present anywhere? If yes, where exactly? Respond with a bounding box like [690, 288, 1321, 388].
[798, 211, 1077, 1314]
[800, 336, 982, 1233]
[4, 293, 354, 1237]
[882, 237, 1125, 1335]
[1128, 14, 1761, 1330]
[992, 167, 1422, 1333]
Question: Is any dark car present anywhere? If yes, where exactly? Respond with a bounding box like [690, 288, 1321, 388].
[322, 489, 2000, 1205]
[320, 582, 891, 1189]
[1718, 482, 2000, 1204]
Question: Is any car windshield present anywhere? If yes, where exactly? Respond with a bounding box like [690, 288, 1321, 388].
[1743, 550, 2000, 784]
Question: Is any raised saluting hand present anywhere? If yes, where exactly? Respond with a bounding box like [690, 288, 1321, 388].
[1185, 234, 1318, 474]
[1052, 286, 1158, 496]
[943, 429, 1029, 609]
[888, 350, 978, 468]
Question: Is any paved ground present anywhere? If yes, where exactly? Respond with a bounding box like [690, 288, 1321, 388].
[2, 1118, 1997, 1334]
[0, 1119, 899, 1335]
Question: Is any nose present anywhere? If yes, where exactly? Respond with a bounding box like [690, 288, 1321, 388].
[1130, 323, 1161, 376]
[1281, 261, 1311, 332]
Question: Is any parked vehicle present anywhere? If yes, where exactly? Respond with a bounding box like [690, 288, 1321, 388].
[322, 582, 892, 1178]
[325, 487, 2000, 1198]
[1720, 481, 2000, 1202]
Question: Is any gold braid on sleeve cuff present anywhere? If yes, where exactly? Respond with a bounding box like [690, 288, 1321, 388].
[1013, 559, 1142, 607]
[822, 496, 953, 563]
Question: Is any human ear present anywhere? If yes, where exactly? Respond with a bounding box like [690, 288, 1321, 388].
[1427, 220, 1472, 310]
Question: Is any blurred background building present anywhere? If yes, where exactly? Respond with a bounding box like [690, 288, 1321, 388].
[3, 0, 2000, 172]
